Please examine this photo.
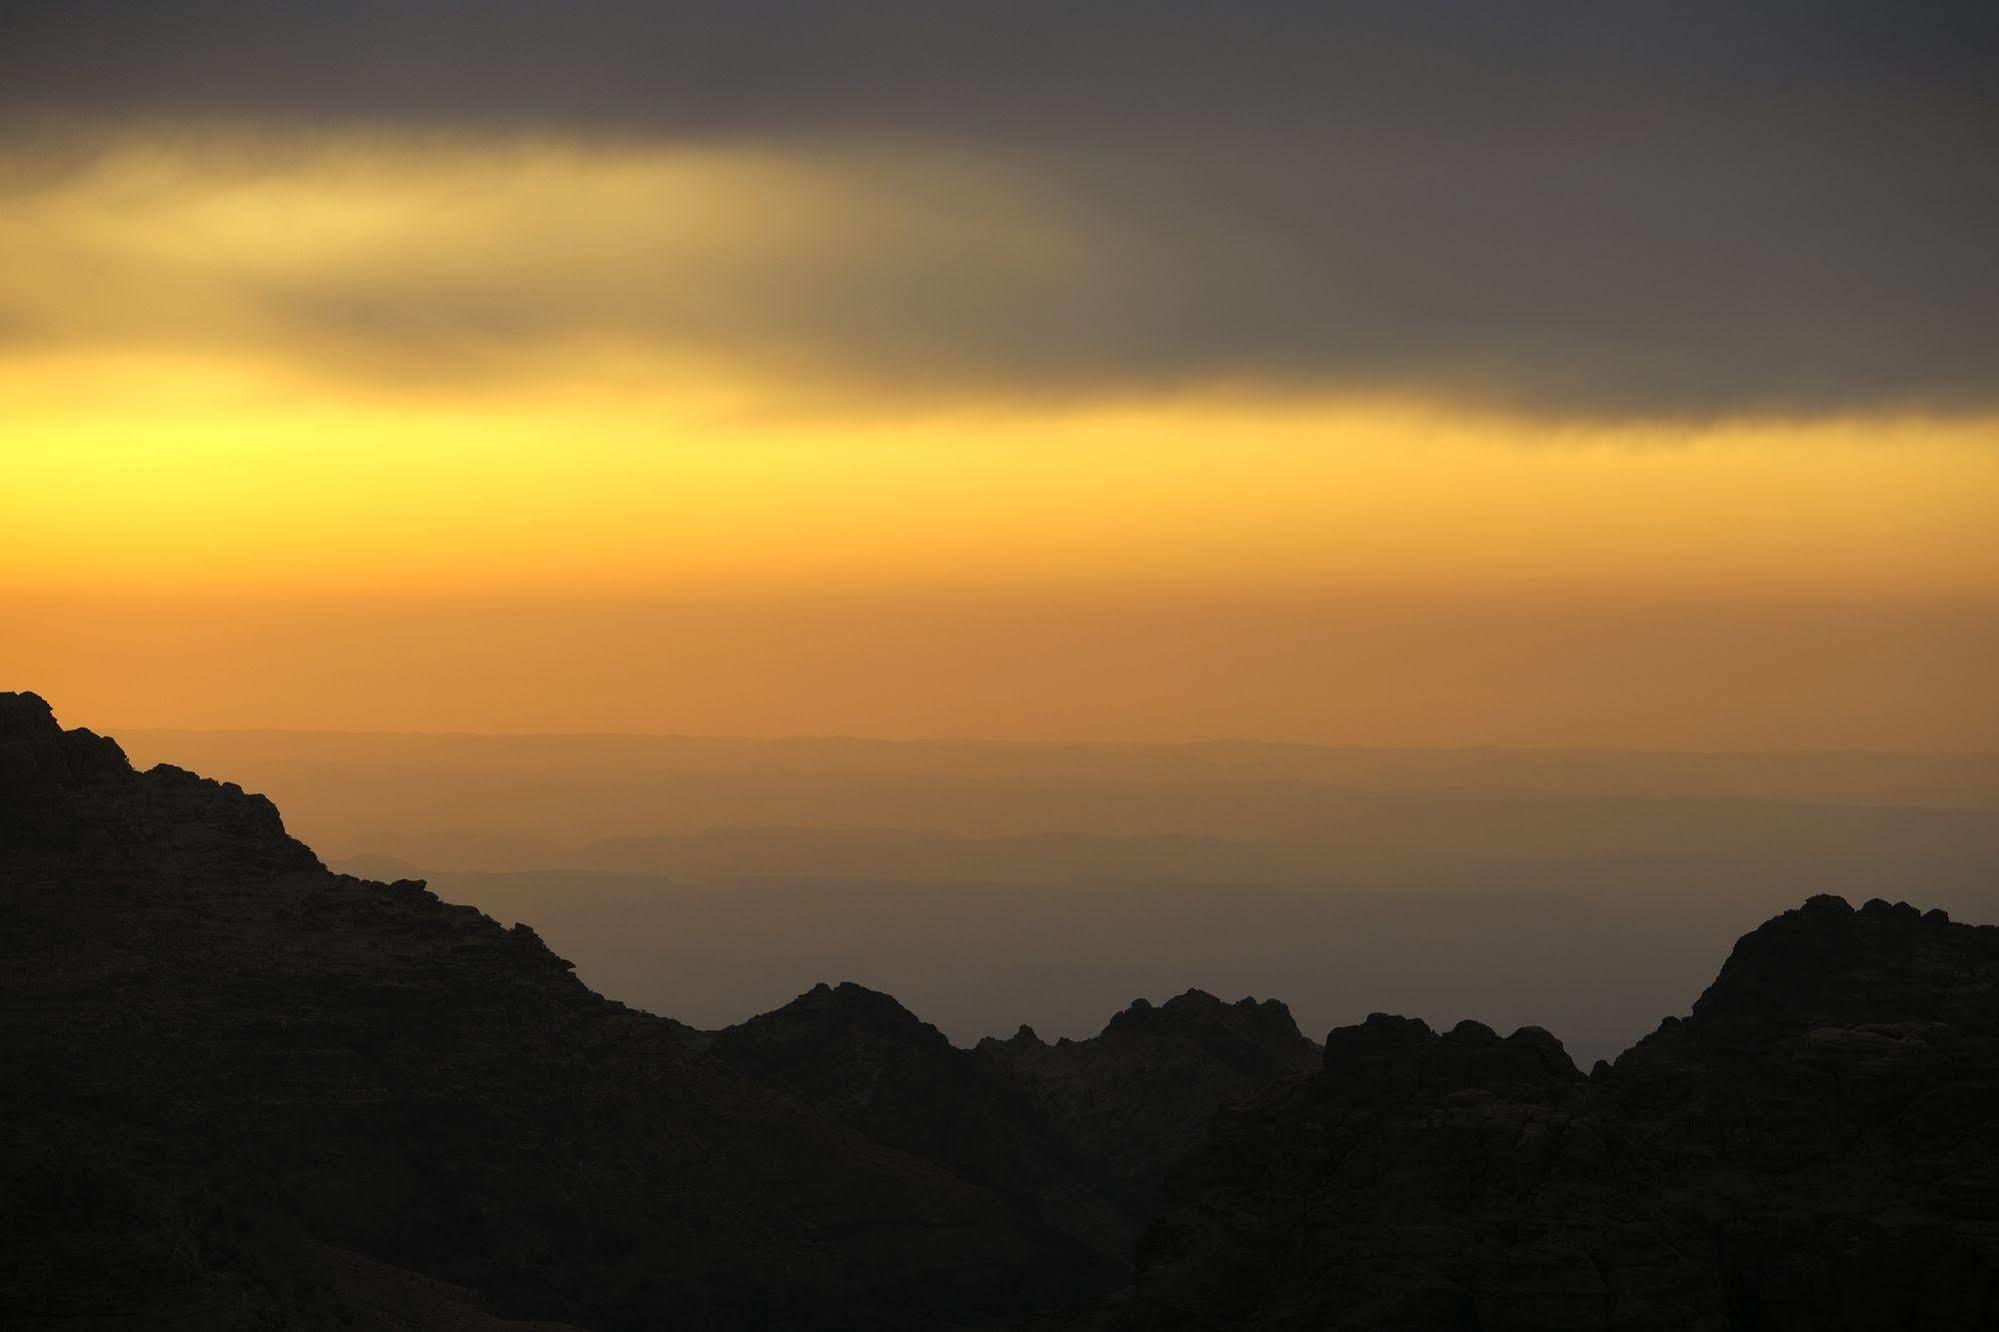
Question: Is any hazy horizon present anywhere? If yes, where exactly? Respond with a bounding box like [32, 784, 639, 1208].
[115, 723, 1999, 756]
[8, 0, 1998, 1102]
[19, 592, 1999, 751]
[100, 723, 1999, 1065]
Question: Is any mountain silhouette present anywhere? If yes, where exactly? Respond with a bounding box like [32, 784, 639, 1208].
[2, 692, 1107, 1328]
[4, 691, 1996, 1328]
[702, 981, 1135, 1265]
[1102, 896, 1999, 1329]
[980, 990, 1320, 1219]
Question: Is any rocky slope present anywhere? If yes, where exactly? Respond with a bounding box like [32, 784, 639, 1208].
[1098, 896, 1999, 1330]
[0, 693, 1116, 1329]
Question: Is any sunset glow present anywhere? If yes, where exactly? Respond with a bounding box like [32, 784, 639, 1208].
[6, 117, 1996, 745]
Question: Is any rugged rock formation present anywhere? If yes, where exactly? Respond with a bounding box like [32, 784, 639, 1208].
[980, 989, 1320, 1217]
[7, 690, 1997, 1330]
[695, 982, 1327, 1268]
[0, 693, 1116, 1330]
[705, 982, 1135, 1264]
[1099, 896, 1999, 1330]
[1, 691, 309, 872]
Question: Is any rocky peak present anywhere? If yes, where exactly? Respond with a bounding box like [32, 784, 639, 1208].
[703, 981, 960, 1118]
[1097, 990, 1319, 1083]
[705, 982, 1136, 1267]
[1108, 989, 1304, 1042]
[1, 692, 314, 872]
[0, 689, 63, 744]
[1687, 893, 1999, 1038]
[728, 980, 949, 1048]
[1321, 1011, 1581, 1099]
[1, 689, 130, 785]
[3, 690, 130, 848]
[1118, 896, 1999, 1331]
[978, 991, 1323, 1221]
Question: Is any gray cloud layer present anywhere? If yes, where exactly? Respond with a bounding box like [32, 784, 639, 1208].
[4, 1, 1996, 417]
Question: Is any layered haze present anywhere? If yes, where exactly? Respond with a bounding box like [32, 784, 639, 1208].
[116, 729, 1999, 1063]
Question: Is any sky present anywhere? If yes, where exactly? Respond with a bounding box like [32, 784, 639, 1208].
[4, 2, 1997, 746]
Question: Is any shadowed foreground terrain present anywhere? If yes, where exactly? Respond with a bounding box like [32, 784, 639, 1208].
[1104, 894, 1999, 1329]
[4, 691, 1997, 1329]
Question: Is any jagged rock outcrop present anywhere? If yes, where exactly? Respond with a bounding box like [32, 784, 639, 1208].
[981, 990, 1321, 1218]
[698, 982, 1329, 1280]
[2, 690, 311, 873]
[0, 695, 1120, 1330]
[705, 982, 1135, 1266]
[1095, 896, 1999, 1330]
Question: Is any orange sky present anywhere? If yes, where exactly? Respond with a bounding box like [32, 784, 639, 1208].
[5, 133, 1997, 747]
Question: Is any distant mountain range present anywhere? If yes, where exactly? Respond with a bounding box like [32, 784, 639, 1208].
[6, 692, 1996, 1328]
[116, 726, 1999, 1064]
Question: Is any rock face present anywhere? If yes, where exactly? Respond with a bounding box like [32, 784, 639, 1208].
[980, 989, 1321, 1217]
[1101, 896, 1999, 1330]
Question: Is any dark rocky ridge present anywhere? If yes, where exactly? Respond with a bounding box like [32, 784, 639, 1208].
[5, 690, 1997, 1329]
[0, 693, 1120, 1328]
[691, 980, 1321, 1267]
[980, 990, 1321, 1219]
[0, 693, 1319, 1329]
[1102, 896, 1999, 1329]
[704, 982, 1136, 1263]
[1, 691, 314, 875]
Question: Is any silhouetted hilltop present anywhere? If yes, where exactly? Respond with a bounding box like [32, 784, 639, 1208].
[1686, 892, 1999, 1035]
[1, 690, 314, 873]
[983, 991, 1321, 1217]
[704, 981, 1136, 1263]
[1103, 990, 1316, 1063]
[1102, 899, 1999, 1330]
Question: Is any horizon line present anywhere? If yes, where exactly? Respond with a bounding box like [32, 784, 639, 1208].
[105, 725, 1999, 760]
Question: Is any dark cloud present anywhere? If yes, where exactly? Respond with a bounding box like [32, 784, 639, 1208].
[4, 3, 1994, 139]
[3, 1, 1996, 417]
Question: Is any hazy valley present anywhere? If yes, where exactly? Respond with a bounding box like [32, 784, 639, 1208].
[124, 730, 1999, 1063]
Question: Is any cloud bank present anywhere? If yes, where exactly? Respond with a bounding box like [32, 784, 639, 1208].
[3, 1, 1996, 417]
